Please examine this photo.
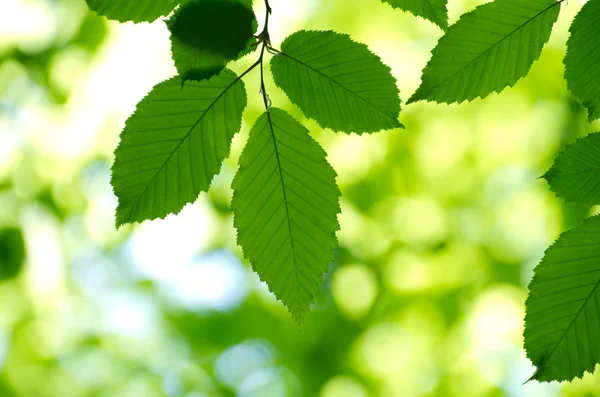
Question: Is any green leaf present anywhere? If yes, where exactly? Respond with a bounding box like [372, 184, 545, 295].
[85, 0, 179, 23]
[382, 0, 448, 30]
[270, 30, 402, 134]
[111, 69, 247, 227]
[525, 214, 600, 382]
[408, 0, 561, 104]
[0, 228, 25, 281]
[543, 132, 600, 206]
[564, 0, 600, 122]
[232, 108, 341, 322]
[168, 0, 257, 84]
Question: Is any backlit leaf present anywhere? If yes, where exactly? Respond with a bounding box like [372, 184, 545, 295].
[564, 0, 600, 122]
[86, 0, 179, 23]
[232, 108, 341, 322]
[382, 0, 448, 30]
[111, 69, 247, 226]
[408, 0, 561, 104]
[168, 0, 257, 83]
[543, 132, 600, 206]
[270, 30, 402, 134]
[525, 215, 600, 381]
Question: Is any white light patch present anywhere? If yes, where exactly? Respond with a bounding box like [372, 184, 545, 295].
[161, 250, 250, 312]
[0, 0, 56, 53]
[130, 200, 216, 281]
[22, 206, 66, 310]
[215, 340, 276, 389]
[0, 331, 9, 369]
[99, 290, 158, 338]
[239, 367, 286, 397]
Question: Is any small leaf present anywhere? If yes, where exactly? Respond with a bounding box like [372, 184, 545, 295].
[270, 30, 402, 134]
[408, 0, 561, 104]
[382, 0, 448, 30]
[525, 214, 600, 381]
[0, 228, 25, 281]
[543, 132, 600, 206]
[111, 69, 247, 227]
[85, 0, 179, 23]
[168, 0, 257, 83]
[564, 0, 600, 122]
[232, 108, 341, 322]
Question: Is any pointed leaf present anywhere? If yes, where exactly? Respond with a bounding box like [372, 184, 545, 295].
[382, 0, 448, 30]
[86, 0, 179, 23]
[232, 108, 341, 322]
[111, 69, 247, 227]
[564, 0, 600, 122]
[525, 215, 600, 381]
[168, 0, 257, 83]
[270, 30, 402, 134]
[543, 132, 600, 206]
[408, 0, 561, 104]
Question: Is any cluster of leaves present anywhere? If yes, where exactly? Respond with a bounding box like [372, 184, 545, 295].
[86, 0, 600, 382]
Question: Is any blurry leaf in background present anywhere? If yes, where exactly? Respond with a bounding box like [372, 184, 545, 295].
[111, 70, 247, 226]
[168, 0, 257, 83]
[0, 227, 25, 281]
[543, 132, 600, 206]
[270, 30, 402, 134]
[564, 0, 600, 122]
[72, 12, 109, 53]
[85, 0, 179, 23]
[525, 214, 600, 382]
[408, 0, 561, 104]
[382, 0, 449, 30]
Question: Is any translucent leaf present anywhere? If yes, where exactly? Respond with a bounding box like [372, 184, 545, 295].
[270, 30, 402, 134]
[382, 0, 448, 30]
[408, 0, 561, 104]
[85, 0, 179, 23]
[525, 214, 600, 381]
[564, 0, 600, 122]
[111, 69, 247, 227]
[543, 132, 600, 206]
[168, 0, 257, 83]
[232, 108, 341, 322]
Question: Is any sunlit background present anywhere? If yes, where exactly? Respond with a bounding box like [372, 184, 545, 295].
[1, 0, 600, 395]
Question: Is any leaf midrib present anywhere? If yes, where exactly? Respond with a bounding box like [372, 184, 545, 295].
[548, 168, 600, 177]
[535, 277, 600, 379]
[409, 0, 562, 103]
[120, 74, 241, 223]
[265, 111, 299, 297]
[276, 51, 401, 126]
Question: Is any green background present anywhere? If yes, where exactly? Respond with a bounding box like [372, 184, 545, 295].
[0, 0, 598, 395]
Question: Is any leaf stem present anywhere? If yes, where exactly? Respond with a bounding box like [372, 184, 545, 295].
[258, 0, 272, 111]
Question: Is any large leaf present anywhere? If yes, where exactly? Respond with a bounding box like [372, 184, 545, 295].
[232, 108, 341, 322]
[111, 69, 247, 227]
[525, 215, 600, 381]
[270, 30, 402, 134]
[86, 0, 179, 23]
[543, 132, 600, 206]
[382, 0, 448, 30]
[564, 0, 600, 122]
[408, 0, 561, 104]
[168, 0, 257, 83]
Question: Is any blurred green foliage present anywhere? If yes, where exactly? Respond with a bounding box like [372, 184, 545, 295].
[0, 0, 599, 396]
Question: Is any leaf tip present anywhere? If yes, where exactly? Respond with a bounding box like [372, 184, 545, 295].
[406, 93, 421, 105]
